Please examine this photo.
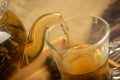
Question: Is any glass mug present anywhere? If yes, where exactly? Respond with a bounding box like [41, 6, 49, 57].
[45, 16, 111, 80]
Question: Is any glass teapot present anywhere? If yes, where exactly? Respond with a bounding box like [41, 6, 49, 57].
[0, 0, 62, 79]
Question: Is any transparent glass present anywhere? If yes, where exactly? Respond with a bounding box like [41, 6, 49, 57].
[46, 16, 111, 80]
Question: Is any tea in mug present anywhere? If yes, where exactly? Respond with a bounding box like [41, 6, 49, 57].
[58, 45, 111, 80]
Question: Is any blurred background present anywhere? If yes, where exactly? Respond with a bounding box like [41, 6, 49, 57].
[8, 0, 113, 33]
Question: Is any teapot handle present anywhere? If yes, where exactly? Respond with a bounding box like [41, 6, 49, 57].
[23, 12, 62, 64]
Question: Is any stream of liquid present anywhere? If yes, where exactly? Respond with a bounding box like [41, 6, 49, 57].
[60, 20, 74, 49]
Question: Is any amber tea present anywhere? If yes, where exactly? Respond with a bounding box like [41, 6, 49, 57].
[58, 45, 110, 80]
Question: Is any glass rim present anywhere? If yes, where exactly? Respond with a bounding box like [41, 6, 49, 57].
[45, 16, 110, 53]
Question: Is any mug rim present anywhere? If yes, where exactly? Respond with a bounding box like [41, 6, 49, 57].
[45, 16, 110, 53]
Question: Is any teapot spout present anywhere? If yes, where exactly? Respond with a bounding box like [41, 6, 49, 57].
[23, 12, 62, 64]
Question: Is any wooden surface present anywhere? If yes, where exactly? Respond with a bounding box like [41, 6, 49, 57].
[8, 0, 120, 80]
